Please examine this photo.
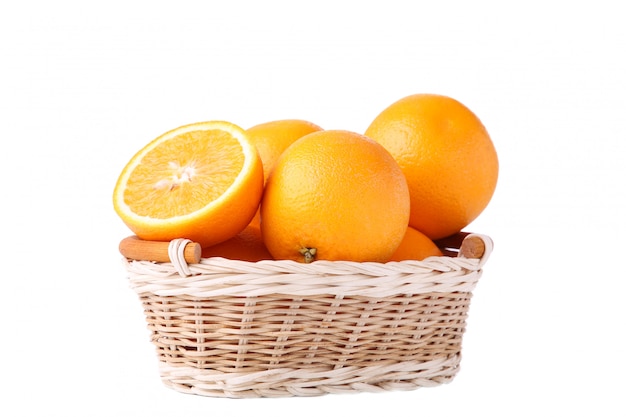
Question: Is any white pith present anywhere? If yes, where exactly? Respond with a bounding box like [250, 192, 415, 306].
[154, 161, 197, 191]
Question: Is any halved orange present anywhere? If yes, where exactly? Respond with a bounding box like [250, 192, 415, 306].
[113, 121, 264, 248]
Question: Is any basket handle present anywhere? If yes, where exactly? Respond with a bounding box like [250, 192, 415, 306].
[458, 233, 494, 266]
[119, 235, 201, 264]
[459, 235, 486, 259]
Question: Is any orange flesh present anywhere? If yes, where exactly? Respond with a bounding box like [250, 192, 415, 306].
[123, 130, 244, 218]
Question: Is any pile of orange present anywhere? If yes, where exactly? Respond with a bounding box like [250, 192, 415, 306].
[113, 93, 498, 263]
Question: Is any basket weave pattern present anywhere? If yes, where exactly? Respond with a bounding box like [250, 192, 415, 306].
[125, 234, 492, 398]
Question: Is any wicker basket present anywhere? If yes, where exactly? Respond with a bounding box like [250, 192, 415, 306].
[122, 232, 493, 398]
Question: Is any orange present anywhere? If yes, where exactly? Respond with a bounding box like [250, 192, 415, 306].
[245, 119, 323, 229]
[247, 208, 262, 229]
[260, 130, 410, 263]
[112, 120, 264, 248]
[389, 226, 443, 261]
[365, 93, 498, 240]
[201, 224, 273, 261]
[246, 119, 323, 184]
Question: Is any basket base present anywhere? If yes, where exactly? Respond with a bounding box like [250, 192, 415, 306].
[158, 354, 461, 398]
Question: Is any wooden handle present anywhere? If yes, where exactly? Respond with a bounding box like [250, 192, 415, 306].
[459, 235, 486, 259]
[435, 232, 488, 259]
[119, 236, 202, 264]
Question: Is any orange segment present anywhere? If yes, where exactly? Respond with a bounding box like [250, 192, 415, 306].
[113, 121, 264, 248]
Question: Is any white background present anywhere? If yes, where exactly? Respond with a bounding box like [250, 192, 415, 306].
[2, 1, 625, 415]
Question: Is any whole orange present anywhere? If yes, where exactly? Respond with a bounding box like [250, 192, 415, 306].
[201, 224, 273, 261]
[389, 226, 443, 261]
[365, 94, 498, 240]
[260, 130, 410, 263]
[246, 119, 323, 184]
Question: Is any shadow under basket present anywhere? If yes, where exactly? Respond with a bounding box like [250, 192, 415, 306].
[122, 232, 493, 398]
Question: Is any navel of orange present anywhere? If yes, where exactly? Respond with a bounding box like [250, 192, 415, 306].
[113, 120, 264, 248]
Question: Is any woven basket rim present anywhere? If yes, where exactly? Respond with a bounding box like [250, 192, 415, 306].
[123, 233, 492, 298]
[123, 232, 492, 268]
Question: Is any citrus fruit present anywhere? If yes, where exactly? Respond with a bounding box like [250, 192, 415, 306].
[389, 226, 443, 261]
[247, 208, 262, 229]
[246, 119, 323, 184]
[245, 119, 323, 229]
[113, 120, 264, 248]
[364, 93, 499, 240]
[260, 130, 410, 263]
[201, 224, 273, 261]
